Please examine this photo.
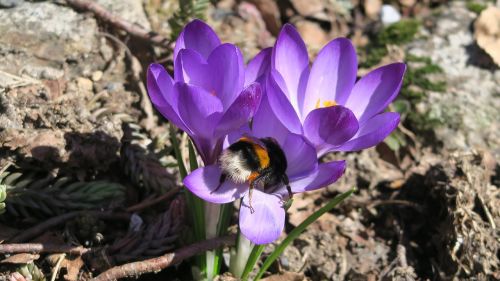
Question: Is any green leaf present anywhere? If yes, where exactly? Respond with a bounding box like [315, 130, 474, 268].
[384, 133, 401, 152]
[188, 140, 199, 172]
[253, 188, 356, 280]
[241, 244, 265, 280]
[169, 125, 188, 179]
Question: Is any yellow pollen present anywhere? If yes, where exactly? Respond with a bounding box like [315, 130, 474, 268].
[315, 99, 337, 109]
[323, 100, 337, 107]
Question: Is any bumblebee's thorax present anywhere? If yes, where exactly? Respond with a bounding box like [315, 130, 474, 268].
[218, 137, 288, 189]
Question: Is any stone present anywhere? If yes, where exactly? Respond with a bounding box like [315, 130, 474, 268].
[290, 0, 324, 16]
[91, 71, 103, 82]
[381, 4, 401, 24]
[95, 0, 151, 30]
[407, 2, 500, 153]
[0, 0, 22, 8]
[294, 20, 329, 55]
[0, 1, 100, 78]
[474, 6, 500, 66]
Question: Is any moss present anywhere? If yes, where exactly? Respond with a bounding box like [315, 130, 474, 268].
[466, 1, 487, 14]
[360, 20, 421, 68]
[395, 55, 447, 133]
[359, 47, 388, 68]
[378, 19, 420, 46]
[401, 55, 446, 101]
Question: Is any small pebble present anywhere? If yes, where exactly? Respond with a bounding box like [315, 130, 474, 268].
[0, 0, 23, 9]
[381, 5, 401, 25]
[92, 70, 103, 82]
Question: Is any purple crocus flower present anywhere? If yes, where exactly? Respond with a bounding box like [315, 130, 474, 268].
[147, 20, 262, 164]
[255, 24, 406, 156]
[183, 91, 346, 244]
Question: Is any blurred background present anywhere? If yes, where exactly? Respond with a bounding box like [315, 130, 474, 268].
[0, 0, 499, 280]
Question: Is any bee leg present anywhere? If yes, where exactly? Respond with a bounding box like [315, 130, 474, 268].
[283, 175, 293, 199]
[282, 175, 293, 210]
[248, 184, 255, 214]
[211, 173, 227, 194]
[247, 172, 259, 214]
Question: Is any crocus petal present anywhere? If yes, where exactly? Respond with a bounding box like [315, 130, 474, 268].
[272, 24, 309, 110]
[246, 94, 290, 145]
[215, 83, 263, 137]
[175, 43, 244, 109]
[240, 189, 285, 244]
[336, 112, 400, 152]
[282, 133, 317, 179]
[344, 63, 406, 123]
[245, 48, 272, 86]
[174, 48, 208, 83]
[147, 64, 190, 133]
[207, 43, 245, 108]
[183, 165, 248, 203]
[303, 105, 359, 155]
[176, 83, 223, 138]
[303, 38, 357, 116]
[289, 160, 346, 193]
[266, 71, 303, 135]
[173, 19, 221, 62]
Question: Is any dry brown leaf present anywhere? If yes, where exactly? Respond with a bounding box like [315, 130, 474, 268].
[364, 0, 382, 19]
[1, 254, 40, 264]
[399, 0, 416, 7]
[474, 6, 500, 66]
[246, 0, 281, 35]
[9, 272, 28, 281]
[261, 272, 306, 281]
[47, 254, 84, 281]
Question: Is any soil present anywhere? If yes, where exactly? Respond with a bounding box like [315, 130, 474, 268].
[0, 0, 498, 281]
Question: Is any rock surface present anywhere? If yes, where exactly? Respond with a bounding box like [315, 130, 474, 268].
[407, 2, 500, 154]
[0, 1, 139, 171]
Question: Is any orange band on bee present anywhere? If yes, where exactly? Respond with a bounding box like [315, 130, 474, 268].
[252, 144, 270, 168]
[239, 137, 252, 143]
[248, 171, 259, 183]
[238, 137, 270, 169]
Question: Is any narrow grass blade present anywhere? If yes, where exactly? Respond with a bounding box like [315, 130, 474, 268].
[253, 188, 356, 280]
[241, 244, 265, 280]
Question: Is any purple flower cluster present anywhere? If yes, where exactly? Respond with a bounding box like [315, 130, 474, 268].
[147, 20, 405, 244]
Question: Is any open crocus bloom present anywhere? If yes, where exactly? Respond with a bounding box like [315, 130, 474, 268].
[147, 20, 262, 164]
[258, 24, 406, 156]
[183, 92, 346, 244]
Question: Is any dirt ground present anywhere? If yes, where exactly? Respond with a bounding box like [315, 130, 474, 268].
[0, 0, 498, 280]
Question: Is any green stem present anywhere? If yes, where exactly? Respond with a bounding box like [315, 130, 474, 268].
[230, 233, 254, 278]
[241, 244, 265, 280]
[205, 202, 221, 281]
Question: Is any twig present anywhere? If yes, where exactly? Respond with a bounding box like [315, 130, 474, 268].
[92, 235, 236, 281]
[368, 199, 424, 213]
[0, 244, 90, 255]
[65, 0, 170, 47]
[9, 211, 130, 243]
[126, 187, 182, 212]
[50, 254, 66, 281]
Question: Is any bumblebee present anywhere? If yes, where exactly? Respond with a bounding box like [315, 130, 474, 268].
[216, 136, 292, 213]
